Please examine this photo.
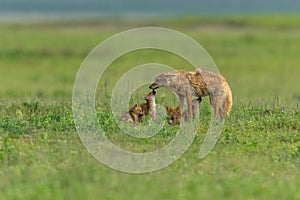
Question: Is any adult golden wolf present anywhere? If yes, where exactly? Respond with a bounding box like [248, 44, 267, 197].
[150, 69, 232, 121]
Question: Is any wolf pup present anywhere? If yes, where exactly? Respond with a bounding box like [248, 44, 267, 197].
[150, 69, 232, 121]
[165, 106, 182, 125]
[166, 97, 202, 125]
[121, 104, 143, 125]
[141, 90, 157, 122]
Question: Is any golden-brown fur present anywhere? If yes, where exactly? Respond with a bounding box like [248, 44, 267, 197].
[141, 90, 157, 122]
[166, 106, 182, 125]
[182, 97, 202, 121]
[121, 104, 143, 125]
[166, 97, 202, 125]
[150, 68, 232, 121]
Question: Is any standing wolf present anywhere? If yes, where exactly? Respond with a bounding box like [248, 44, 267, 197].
[150, 69, 232, 121]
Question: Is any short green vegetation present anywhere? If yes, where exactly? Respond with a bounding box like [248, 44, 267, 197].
[0, 16, 299, 199]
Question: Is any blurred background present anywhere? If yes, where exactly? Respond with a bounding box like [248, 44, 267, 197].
[1, 1, 300, 199]
[1, 0, 300, 19]
[1, 0, 300, 106]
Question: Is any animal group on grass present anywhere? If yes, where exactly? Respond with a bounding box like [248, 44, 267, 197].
[121, 68, 233, 125]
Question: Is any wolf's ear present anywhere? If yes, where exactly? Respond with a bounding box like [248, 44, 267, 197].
[194, 69, 200, 76]
[176, 106, 181, 111]
[165, 106, 170, 111]
[134, 104, 138, 108]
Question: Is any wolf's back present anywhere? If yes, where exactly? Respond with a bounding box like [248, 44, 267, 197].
[195, 69, 232, 117]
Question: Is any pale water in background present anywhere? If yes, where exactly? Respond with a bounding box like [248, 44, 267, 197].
[0, 0, 300, 21]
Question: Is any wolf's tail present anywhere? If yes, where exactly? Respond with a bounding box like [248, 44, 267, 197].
[223, 81, 233, 117]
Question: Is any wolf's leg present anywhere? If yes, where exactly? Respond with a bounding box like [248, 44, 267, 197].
[215, 100, 221, 121]
[193, 97, 202, 118]
[129, 113, 136, 125]
[209, 94, 220, 121]
[186, 90, 193, 120]
[178, 94, 185, 113]
[218, 96, 226, 120]
[183, 110, 188, 121]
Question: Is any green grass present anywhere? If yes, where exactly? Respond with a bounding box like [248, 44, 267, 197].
[0, 16, 300, 199]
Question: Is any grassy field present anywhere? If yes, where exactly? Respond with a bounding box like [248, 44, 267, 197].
[0, 16, 300, 199]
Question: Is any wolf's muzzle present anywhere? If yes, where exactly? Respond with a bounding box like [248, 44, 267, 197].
[149, 83, 159, 90]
